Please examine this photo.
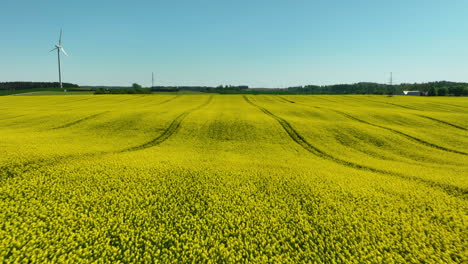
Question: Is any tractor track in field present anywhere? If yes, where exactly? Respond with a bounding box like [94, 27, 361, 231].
[52, 96, 181, 130]
[138, 95, 182, 108]
[57, 97, 96, 105]
[378, 101, 417, 110]
[343, 95, 421, 110]
[121, 95, 213, 152]
[441, 103, 468, 110]
[414, 114, 467, 131]
[158, 95, 182, 105]
[310, 96, 341, 104]
[121, 112, 189, 152]
[331, 110, 467, 155]
[113, 95, 147, 103]
[52, 111, 110, 130]
[273, 96, 408, 161]
[277, 96, 466, 168]
[1, 96, 215, 181]
[278, 96, 467, 155]
[276, 96, 295, 104]
[363, 97, 468, 112]
[244, 95, 467, 199]
[0, 115, 26, 122]
[351, 96, 468, 113]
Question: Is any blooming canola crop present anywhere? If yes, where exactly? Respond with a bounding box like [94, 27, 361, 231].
[0, 94, 467, 263]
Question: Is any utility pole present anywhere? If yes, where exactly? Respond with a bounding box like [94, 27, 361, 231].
[387, 72, 395, 95]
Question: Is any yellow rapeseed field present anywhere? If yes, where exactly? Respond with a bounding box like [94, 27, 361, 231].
[0, 94, 467, 263]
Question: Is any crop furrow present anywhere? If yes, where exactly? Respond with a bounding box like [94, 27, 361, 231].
[415, 114, 467, 131]
[438, 103, 468, 110]
[380, 102, 417, 110]
[331, 110, 467, 155]
[113, 95, 147, 103]
[277, 97, 468, 166]
[121, 112, 189, 152]
[243, 95, 467, 199]
[343, 96, 420, 110]
[281, 97, 467, 155]
[158, 95, 181, 105]
[312, 96, 340, 103]
[122, 95, 213, 152]
[57, 97, 95, 106]
[2, 96, 214, 179]
[0, 115, 26, 122]
[286, 98, 464, 167]
[53, 111, 109, 129]
[276, 96, 295, 104]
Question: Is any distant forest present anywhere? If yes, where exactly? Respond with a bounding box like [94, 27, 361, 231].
[151, 85, 249, 94]
[286, 81, 468, 96]
[2, 81, 468, 96]
[0, 82, 80, 90]
[149, 82, 468, 96]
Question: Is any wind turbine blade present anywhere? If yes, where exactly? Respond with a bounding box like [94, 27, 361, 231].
[59, 29, 62, 45]
[60, 47, 68, 56]
[50, 47, 58, 52]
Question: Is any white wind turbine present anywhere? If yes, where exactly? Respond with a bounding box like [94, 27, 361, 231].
[50, 29, 68, 90]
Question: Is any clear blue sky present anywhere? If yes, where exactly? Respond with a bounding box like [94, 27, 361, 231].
[1, 0, 467, 87]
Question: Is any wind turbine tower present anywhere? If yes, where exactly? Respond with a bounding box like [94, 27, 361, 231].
[50, 29, 68, 90]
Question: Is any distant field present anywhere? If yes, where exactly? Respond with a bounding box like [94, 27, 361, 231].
[0, 95, 466, 263]
[151, 90, 205, 94]
[9, 91, 95, 96]
[1, 89, 205, 96]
